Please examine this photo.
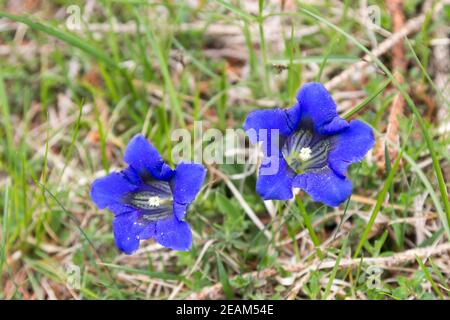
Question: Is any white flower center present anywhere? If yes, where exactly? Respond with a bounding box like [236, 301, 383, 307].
[298, 147, 312, 161]
[148, 196, 161, 207]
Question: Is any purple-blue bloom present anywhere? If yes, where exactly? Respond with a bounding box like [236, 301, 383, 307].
[90, 134, 206, 254]
[244, 82, 375, 207]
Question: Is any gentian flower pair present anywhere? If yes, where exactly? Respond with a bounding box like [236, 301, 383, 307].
[90, 135, 206, 254]
[91, 82, 374, 254]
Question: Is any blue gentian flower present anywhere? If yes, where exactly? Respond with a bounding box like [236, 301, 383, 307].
[244, 82, 375, 207]
[90, 134, 206, 254]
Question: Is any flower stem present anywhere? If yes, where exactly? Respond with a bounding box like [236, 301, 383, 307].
[296, 196, 324, 259]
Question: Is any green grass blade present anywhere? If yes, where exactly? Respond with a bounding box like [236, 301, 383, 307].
[353, 149, 404, 258]
[316, 35, 341, 82]
[59, 103, 84, 183]
[216, 253, 235, 299]
[322, 237, 348, 299]
[0, 68, 13, 156]
[0, 12, 116, 68]
[343, 79, 391, 119]
[405, 38, 449, 107]
[296, 196, 324, 259]
[172, 38, 219, 80]
[214, 0, 255, 21]
[0, 182, 9, 291]
[135, 8, 185, 127]
[415, 255, 445, 299]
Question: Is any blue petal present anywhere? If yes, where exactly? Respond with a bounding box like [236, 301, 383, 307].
[244, 108, 295, 143]
[139, 221, 157, 240]
[124, 134, 174, 180]
[296, 82, 349, 135]
[112, 211, 156, 254]
[244, 108, 299, 157]
[328, 120, 375, 177]
[172, 162, 206, 205]
[286, 102, 303, 129]
[121, 166, 143, 185]
[293, 168, 352, 207]
[256, 156, 295, 200]
[174, 202, 188, 221]
[155, 216, 192, 251]
[90, 171, 137, 209]
[107, 203, 136, 216]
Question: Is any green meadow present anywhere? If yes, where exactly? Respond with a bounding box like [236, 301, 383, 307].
[0, 0, 449, 299]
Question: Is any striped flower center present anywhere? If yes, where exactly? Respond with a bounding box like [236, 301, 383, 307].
[281, 129, 332, 173]
[124, 178, 173, 222]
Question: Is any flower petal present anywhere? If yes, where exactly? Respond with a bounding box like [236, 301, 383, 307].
[328, 120, 375, 177]
[172, 162, 206, 205]
[295, 82, 348, 135]
[124, 134, 174, 180]
[107, 203, 136, 216]
[244, 108, 299, 157]
[293, 168, 352, 207]
[90, 171, 137, 209]
[139, 221, 157, 240]
[174, 202, 188, 221]
[155, 216, 192, 251]
[243, 109, 294, 143]
[256, 156, 295, 200]
[112, 211, 156, 254]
